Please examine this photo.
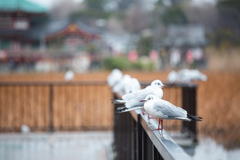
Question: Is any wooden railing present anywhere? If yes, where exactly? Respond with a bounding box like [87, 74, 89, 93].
[0, 82, 113, 132]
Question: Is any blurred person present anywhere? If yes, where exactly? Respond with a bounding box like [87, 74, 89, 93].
[170, 48, 181, 68]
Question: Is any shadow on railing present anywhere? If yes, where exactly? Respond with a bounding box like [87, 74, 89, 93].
[113, 82, 197, 160]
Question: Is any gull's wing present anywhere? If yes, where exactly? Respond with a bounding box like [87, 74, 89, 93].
[122, 86, 152, 100]
[153, 99, 187, 118]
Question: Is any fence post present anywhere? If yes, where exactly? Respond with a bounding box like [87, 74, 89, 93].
[137, 114, 143, 160]
[181, 86, 197, 142]
[49, 84, 54, 132]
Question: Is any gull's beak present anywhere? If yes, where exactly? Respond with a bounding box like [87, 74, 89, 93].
[163, 85, 167, 88]
[140, 100, 146, 102]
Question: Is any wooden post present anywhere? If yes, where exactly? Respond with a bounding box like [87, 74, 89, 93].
[49, 84, 54, 132]
[182, 86, 197, 142]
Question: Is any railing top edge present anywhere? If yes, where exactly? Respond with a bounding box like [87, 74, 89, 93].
[140, 81, 198, 88]
[0, 81, 108, 86]
[130, 110, 193, 160]
[0, 80, 197, 88]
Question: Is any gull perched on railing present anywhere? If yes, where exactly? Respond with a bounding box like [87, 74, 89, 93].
[112, 74, 132, 94]
[140, 94, 202, 131]
[178, 69, 207, 83]
[168, 69, 207, 83]
[114, 80, 166, 113]
[64, 70, 74, 81]
[167, 70, 178, 83]
[107, 69, 122, 87]
[124, 78, 141, 94]
[21, 124, 30, 134]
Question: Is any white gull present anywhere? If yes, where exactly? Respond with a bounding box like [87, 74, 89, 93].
[140, 94, 202, 130]
[114, 80, 166, 113]
[107, 69, 122, 87]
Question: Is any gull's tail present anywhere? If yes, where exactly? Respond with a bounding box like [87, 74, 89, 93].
[112, 99, 126, 104]
[187, 114, 203, 121]
[115, 106, 143, 113]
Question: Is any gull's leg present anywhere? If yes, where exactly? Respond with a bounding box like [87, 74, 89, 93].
[159, 119, 164, 137]
[160, 119, 163, 130]
[152, 119, 162, 131]
[141, 108, 146, 115]
[148, 115, 154, 119]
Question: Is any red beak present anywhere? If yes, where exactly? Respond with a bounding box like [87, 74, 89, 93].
[163, 85, 167, 88]
[140, 100, 146, 102]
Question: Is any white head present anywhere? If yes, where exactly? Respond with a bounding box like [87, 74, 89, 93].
[123, 74, 131, 81]
[140, 94, 158, 103]
[151, 80, 167, 88]
[65, 70, 74, 81]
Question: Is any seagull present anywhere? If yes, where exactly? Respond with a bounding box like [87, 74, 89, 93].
[107, 69, 122, 87]
[112, 74, 131, 93]
[140, 94, 202, 131]
[124, 78, 141, 93]
[64, 70, 74, 81]
[167, 70, 179, 83]
[114, 80, 166, 113]
[177, 69, 207, 83]
[21, 124, 30, 134]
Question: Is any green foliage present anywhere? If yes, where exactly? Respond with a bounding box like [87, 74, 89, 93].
[131, 61, 145, 70]
[85, 44, 99, 54]
[146, 62, 155, 71]
[218, 0, 240, 11]
[136, 36, 153, 56]
[102, 57, 132, 70]
[70, 10, 111, 20]
[161, 5, 188, 25]
[70, 0, 112, 20]
[102, 57, 156, 71]
[85, 0, 106, 10]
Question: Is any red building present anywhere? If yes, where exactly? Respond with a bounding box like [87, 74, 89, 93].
[0, 0, 100, 70]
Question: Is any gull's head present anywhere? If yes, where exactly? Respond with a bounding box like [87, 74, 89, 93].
[151, 80, 167, 88]
[140, 94, 157, 103]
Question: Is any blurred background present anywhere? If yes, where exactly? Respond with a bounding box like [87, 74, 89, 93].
[0, 0, 240, 159]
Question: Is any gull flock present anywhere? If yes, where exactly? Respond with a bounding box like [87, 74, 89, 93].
[108, 69, 205, 132]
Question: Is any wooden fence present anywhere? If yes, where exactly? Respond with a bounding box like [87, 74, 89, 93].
[0, 82, 113, 132]
[0, 81, 197, 135]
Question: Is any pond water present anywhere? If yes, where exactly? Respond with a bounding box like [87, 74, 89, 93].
[0, 132, 239, 160]
[0, 131, 113, 160]
[189, 137, 240, 160]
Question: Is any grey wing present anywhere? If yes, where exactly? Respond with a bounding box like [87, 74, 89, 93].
[125, 98, 144, 108]
[154, 99, 187, 118]
[134, 87, 154, 100]
[122, 90, 140, 100]
[123, 86, 152, 100]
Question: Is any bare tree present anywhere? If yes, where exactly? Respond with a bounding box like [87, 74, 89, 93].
[124, 2, 151, 34]
[183, 3, 219, 30]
